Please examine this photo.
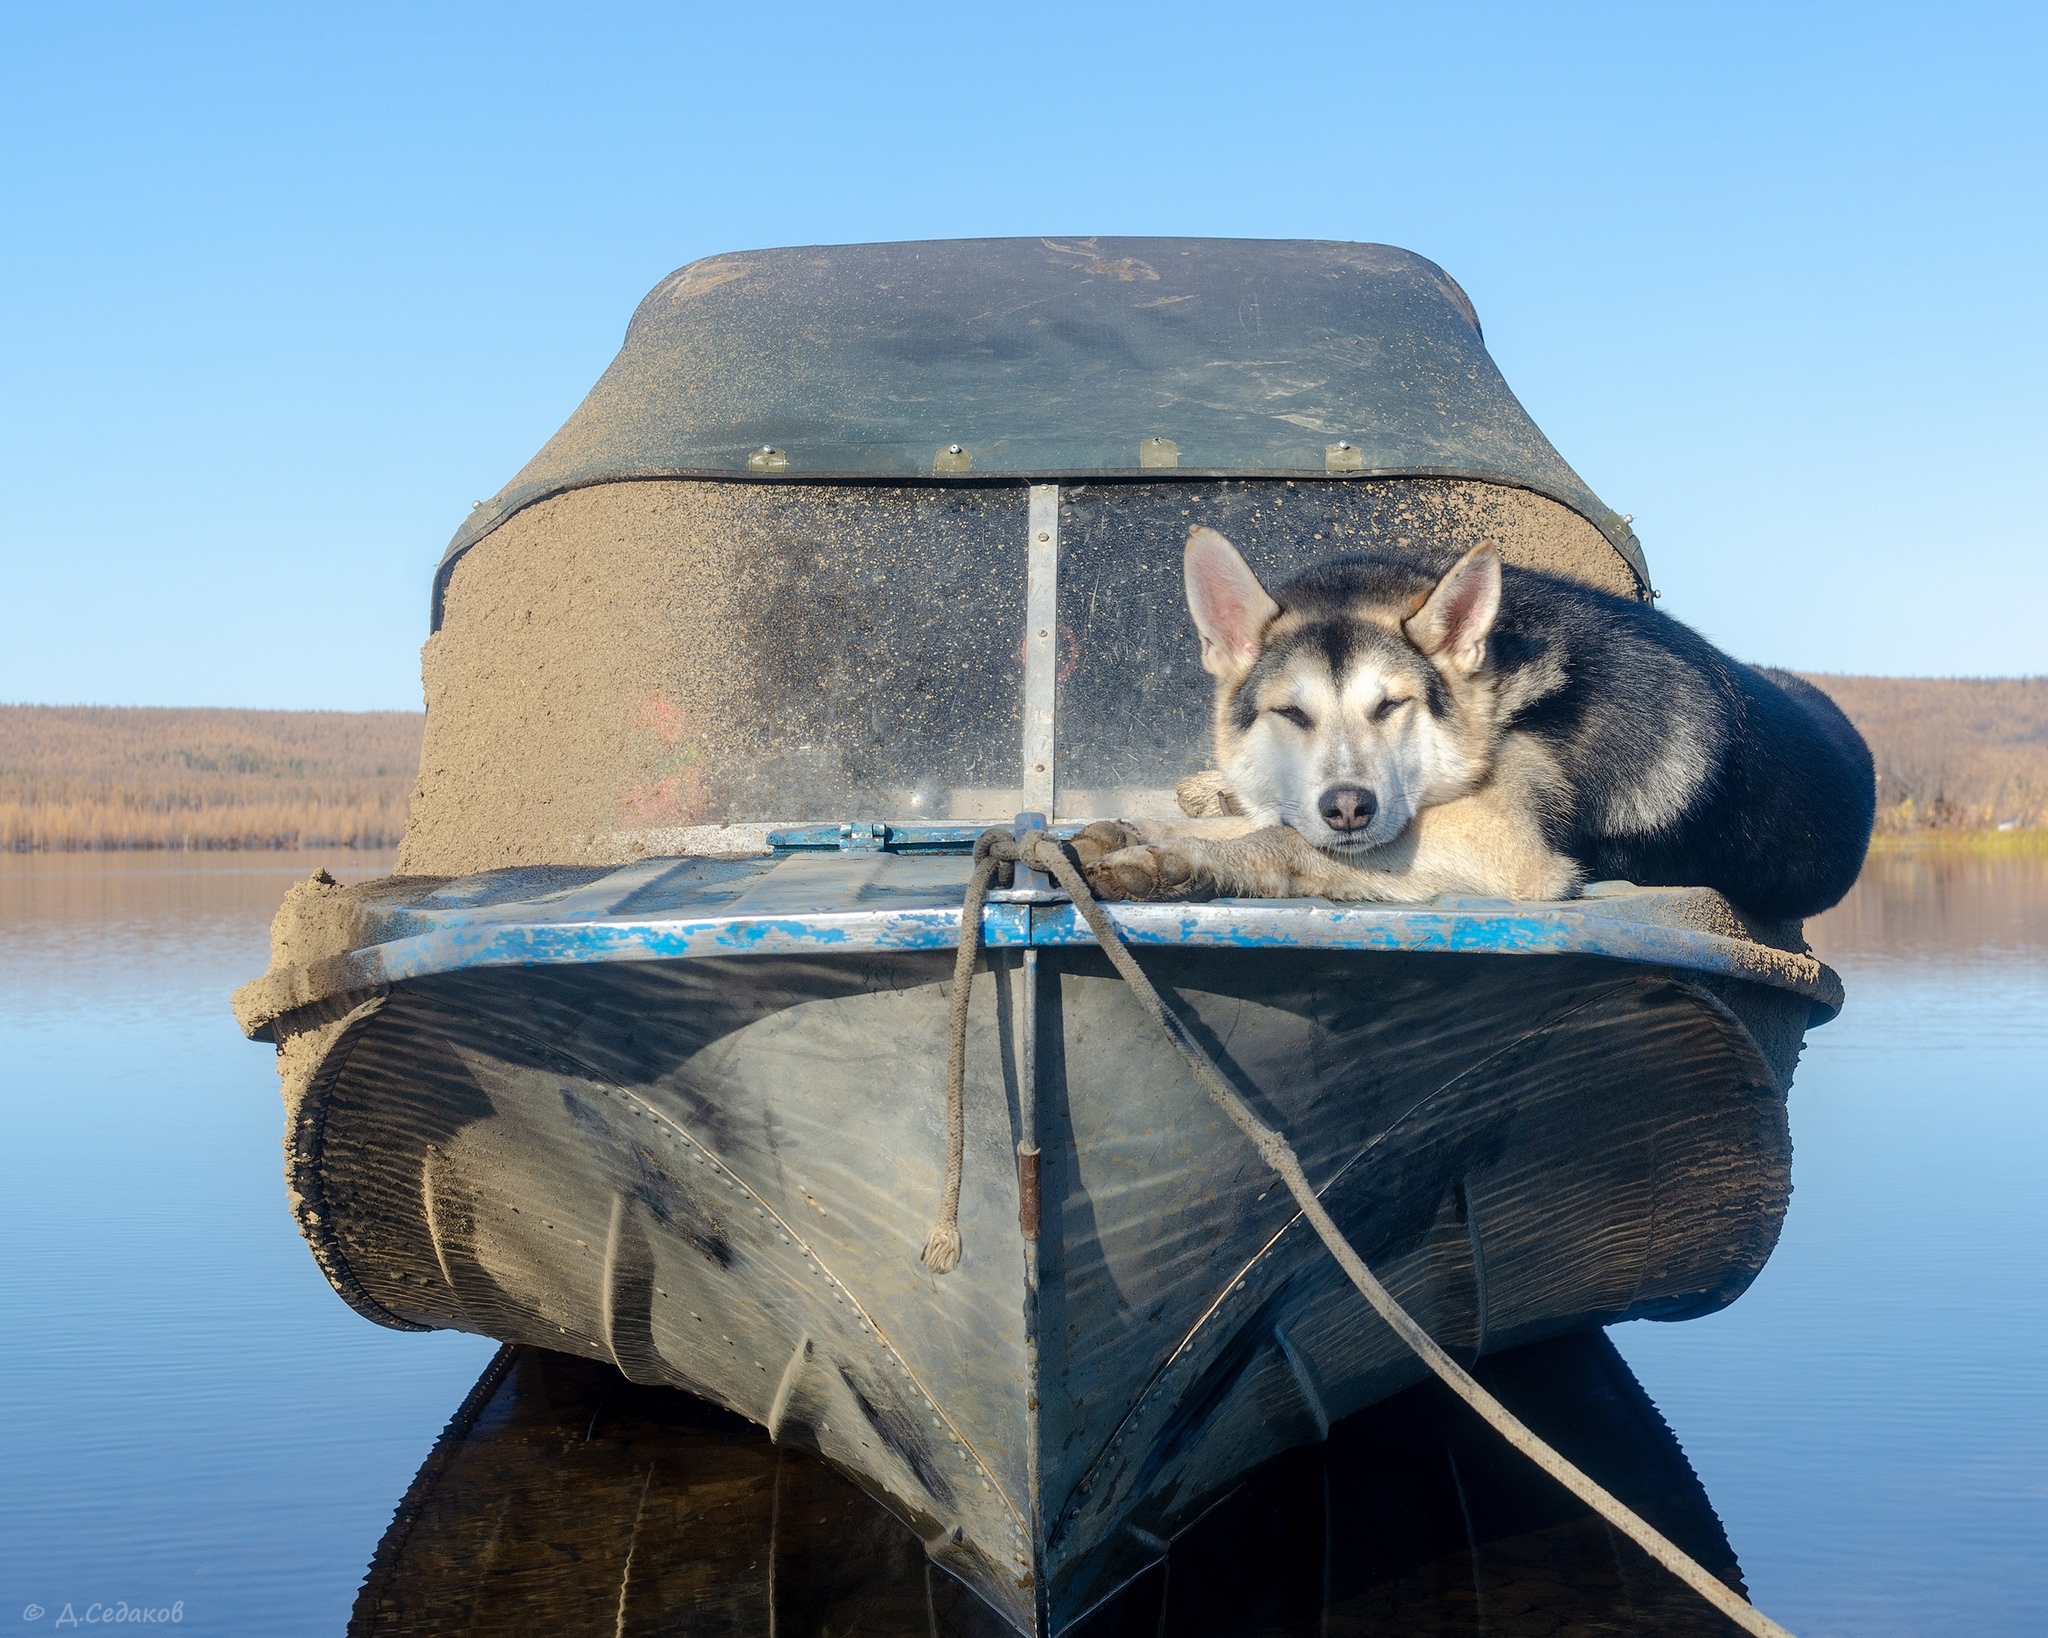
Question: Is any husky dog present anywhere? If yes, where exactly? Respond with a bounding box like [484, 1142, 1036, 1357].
[1073, 527, 1874, 921]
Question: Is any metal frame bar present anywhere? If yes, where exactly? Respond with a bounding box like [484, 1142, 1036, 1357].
[1024, 485, 1060, 816]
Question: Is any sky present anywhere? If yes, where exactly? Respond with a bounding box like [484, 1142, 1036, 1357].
[1, 1, 2042, 711]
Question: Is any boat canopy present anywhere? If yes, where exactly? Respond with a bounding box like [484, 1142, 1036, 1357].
[434, 237, 1644, 623]
[407, 239, 1655, 873]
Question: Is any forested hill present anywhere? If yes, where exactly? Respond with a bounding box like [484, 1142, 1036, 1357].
[1, 705, 422, 850]
[1800, 675, 2047, 834]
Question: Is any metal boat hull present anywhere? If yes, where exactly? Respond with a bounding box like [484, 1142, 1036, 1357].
[281, 935, 1802, 1633]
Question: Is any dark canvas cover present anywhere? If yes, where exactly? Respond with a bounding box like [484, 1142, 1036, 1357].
[434, 238, 1643, 622]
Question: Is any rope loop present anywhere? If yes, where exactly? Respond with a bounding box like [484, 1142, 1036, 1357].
[917, 828, 1019, 1273]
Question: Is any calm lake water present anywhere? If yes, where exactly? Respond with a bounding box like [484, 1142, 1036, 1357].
[1, 849, 2043, 1635]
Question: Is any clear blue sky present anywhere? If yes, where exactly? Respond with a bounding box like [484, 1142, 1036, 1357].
[2, 2, 2041, 710]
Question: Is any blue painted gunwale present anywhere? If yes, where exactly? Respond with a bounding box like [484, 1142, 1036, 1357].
[332, 862, 1841, 1020]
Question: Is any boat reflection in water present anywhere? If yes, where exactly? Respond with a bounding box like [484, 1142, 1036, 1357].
[351, 1330, 1748, 1636]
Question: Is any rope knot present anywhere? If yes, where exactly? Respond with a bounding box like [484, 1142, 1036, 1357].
[919, 1221, 962, 1274]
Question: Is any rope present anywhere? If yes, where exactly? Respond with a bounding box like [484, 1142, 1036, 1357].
[926, 828, 1796, 1638]
[919, 829, 1011, 1273]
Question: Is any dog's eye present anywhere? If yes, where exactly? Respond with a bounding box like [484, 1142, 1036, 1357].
[1270, 705, 1314, 730]
[1373, 696, 1410, 722]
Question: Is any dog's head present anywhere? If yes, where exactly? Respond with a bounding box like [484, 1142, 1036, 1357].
[1184, 527, 1504, 851]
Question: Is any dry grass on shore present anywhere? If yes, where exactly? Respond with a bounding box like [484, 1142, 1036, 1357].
[5, 675, 2044, 851]
[1865, 826, 2048, 856]
[1, 705, 423, 851]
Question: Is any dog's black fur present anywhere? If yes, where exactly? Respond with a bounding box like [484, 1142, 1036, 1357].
[1284, 553, 1876, 920]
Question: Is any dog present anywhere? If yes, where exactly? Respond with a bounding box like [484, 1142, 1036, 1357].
[1071, 527, 1875, 921]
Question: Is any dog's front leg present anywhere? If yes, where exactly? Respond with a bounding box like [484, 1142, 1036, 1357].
[1077, 823, 1378, 902]
[1073, 794, 1581, 904]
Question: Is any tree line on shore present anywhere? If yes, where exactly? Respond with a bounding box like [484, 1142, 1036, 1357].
[2, 678, 2043, 851]
[1, 705, 419, 850]
[1800, 674, 2047, 835]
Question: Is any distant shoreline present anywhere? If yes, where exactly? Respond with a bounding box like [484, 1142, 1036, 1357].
[2, 704, 421, 853]
[1797, 672, 2047, 839]
[4, 838, 405, 854]
[10, 829, 2040, 857]
[5, 679, 2044, 851]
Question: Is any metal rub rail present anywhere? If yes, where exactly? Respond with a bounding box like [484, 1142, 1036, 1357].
[233, 839, 1840, 1043]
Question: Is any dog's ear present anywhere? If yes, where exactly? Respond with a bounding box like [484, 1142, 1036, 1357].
[1406, 545, 1501, 675]
[1184, 527, 1279, 679]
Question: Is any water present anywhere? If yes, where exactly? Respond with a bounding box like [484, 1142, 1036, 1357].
[0, 855, 495, 1634]
[2, 850, 2043, 1634]
[1612, 852, 2048, 1636]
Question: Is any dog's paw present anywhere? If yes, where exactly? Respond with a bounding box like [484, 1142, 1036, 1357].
[1067, 820, 1143, 872]
[1084, 843, 1218, 903]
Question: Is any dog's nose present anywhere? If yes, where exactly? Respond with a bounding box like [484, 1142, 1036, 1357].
[1318, 785, 1378, 831]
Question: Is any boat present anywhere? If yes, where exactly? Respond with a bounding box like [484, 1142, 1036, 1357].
[351, 1330, 1749, 1636]
[233, 237, 1841, 1636]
